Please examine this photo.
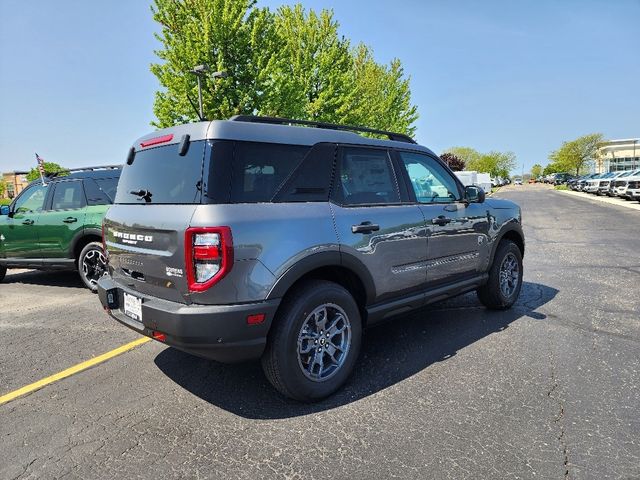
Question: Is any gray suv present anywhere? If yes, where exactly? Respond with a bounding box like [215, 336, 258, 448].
[97, 116, 524, 402]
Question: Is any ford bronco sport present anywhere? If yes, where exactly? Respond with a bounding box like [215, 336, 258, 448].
[0, 166, 121, 290]
[97, 116, 524, 402]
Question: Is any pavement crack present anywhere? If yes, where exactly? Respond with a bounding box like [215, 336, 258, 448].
[547, 352, 570, 479]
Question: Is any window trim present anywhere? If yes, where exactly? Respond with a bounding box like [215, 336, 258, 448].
[330, 144, 407, 207]
[46, 179, 87, 211]
[393, 149, 465, 205]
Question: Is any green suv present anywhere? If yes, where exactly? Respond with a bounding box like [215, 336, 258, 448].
[0, 166, 121, 291]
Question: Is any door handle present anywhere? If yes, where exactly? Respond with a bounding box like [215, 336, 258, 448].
[351, 221, 380, 234]
[22, 219, 34, 226]
[432, 216, 452, 226]
[63, 217, 78, 223]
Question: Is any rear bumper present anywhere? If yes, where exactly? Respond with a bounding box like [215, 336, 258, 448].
[97, 276, 280, 363]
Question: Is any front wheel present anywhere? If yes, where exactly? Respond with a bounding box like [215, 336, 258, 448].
[0, 265, 6, 283]
[78, 241, 107, 292]
[262, 280, 362, 402]
[477, 240, 523, 310]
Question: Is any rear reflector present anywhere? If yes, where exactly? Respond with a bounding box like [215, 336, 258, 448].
[247, 314, 265, 325]
[140, 134, 174, 148]
[152, 331, 166, 342]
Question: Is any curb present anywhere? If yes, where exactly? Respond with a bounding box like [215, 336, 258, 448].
[556, 189, 640, 212]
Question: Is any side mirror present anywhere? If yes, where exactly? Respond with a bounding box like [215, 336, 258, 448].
[465, 185, 485, 204]
[0, 205, 10, 216]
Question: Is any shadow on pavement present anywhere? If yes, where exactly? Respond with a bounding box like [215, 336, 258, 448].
[154, 281, 558, 419]
[3, 269, 84, 289]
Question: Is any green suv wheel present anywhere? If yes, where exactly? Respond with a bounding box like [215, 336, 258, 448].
[262, 280, 362, 402]
[78, 242, 107, 292]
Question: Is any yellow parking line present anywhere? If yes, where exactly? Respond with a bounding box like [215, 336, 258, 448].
[0, 337, 151, 406]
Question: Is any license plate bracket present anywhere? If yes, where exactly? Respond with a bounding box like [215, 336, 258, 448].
[123, 292, 143, 322]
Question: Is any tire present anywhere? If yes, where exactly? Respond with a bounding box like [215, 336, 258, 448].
[261, 280, 362, 402]
[477, 240, 523, 310]
[0, 265, 6, 283]
[77, 241, 107, 292]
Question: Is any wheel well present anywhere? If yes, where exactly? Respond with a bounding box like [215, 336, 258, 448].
[281, 266, 369, 326]
[501, 230, 524, 257]
[73, 235, 102, 264]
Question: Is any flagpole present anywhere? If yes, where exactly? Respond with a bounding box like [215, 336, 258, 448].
[35, 153, 47, 187]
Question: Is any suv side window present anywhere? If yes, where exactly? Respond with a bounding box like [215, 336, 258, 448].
[333, 147, 400, 205]
[13, 184, 48, 214]
[398, 151, 461, 204]
[51, 181, 86, 210]
[230, 142, 310, 203]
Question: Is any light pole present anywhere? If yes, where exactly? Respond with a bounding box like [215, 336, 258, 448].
[188, 65, 228, 120]
[189, 64, 209, 119]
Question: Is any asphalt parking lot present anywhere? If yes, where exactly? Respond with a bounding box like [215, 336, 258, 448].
[1, 185, 638, 479]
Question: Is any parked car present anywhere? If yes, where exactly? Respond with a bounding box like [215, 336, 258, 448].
[628, 179, 640, 201]
[514, 178, 523, 185]
[97, 115, 525, 401]
[572, 173, 598, 191]
[584, 173, 614, 194]
[552, 172, 573, 185]
[596, 171, 627, 196]
[0, 166, 121, 290]
[611, 169, 640, 199]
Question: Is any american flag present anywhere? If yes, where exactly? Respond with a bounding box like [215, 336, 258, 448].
[35, 153, 47, 186]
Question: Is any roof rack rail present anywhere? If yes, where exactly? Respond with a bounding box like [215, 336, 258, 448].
[47, 165, 122, 178]
[229, 115, 416, 144]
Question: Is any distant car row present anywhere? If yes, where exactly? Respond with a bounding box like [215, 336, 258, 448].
[569, 169, 640, 200]
[491, 177, 511, 187]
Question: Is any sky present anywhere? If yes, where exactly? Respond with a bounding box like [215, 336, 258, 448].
[0, 0, 638, 174]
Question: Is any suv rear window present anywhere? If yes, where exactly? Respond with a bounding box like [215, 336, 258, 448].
[115, 141, 205, 204]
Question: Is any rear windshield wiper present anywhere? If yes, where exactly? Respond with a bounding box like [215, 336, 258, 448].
[129, 189, 153, 203]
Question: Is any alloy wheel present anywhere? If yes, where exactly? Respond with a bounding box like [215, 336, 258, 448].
[297, 303, 352, 382]
[82, 248, 107, 287]
[499, 252, 520, 298]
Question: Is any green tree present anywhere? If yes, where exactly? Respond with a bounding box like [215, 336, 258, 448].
[530, 163, 543, 178]
[548, 133, 603, 176]
[444, 147, 481, 167]
[150, 0, 418, 135]
[467, 151, 516, 178]
[337, 44, 418, 136]
[151, 0, 275, 126]
[26, 162, 68, 181]
[0, 180, 5, 197]
[258, 5, 352, 122]
[542, 163, 562, 176]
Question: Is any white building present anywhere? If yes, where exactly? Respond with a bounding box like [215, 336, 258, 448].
[596, 138, 639, 173]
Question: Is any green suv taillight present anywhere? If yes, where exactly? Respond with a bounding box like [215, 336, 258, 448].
[185, 227, 233, 292]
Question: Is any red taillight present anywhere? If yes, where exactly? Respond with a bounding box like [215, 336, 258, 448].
[185, 227, 233, 292]
[140, 134, 174, 148]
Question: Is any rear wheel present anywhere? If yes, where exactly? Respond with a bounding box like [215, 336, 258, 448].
[78, 241, 107, 292]
[477, 240, 523, 310]
[262, 280, 362, 402]
[0, 265, 6, 283]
